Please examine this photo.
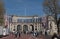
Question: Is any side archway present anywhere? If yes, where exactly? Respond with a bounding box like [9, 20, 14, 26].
[30, 25, 34, 32]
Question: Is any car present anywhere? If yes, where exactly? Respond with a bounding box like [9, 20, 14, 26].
[33, 31, 38, 37]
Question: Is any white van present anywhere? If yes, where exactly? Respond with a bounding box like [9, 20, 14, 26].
[3, 28, 9, 36]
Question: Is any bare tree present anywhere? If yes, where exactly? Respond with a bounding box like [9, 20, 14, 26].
[43, 0, 60, 33]
[0, 0, 5, 26]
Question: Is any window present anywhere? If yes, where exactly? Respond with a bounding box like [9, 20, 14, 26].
[17, 19, 34, 23]
[35, 26, 37, 30]
[17, 19, 22, 23]
[23, 19, 33, 23]
[9, 17, 12, 23]
[38, 18, 42, 23]
[22, 19, 28, 23]
[29, 19, 32, 23]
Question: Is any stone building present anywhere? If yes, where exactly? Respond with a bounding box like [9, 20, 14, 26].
[40, 16, 58, 35]
[48, 16, 58, 35]
[9, 15, 41, 33]
[7, 15, 58, 35]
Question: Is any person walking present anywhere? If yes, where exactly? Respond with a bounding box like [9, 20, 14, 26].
[15, 30, 17, 38]
[12, 29, 17, 38]
[17, 30, 21, 37]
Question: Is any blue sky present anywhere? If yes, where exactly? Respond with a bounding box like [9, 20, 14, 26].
[4, 0, 45, 16]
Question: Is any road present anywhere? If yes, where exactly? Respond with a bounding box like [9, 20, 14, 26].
[0, 33, 51, 39]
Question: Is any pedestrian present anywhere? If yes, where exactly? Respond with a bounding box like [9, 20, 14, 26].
[17, 30, 21, 37]
[15, 31, 17, 38]
[52, 33, 60, 39]
[45, 31, 47, 35]
[12, 29, 15, 35]
[13, 29, 18, 38]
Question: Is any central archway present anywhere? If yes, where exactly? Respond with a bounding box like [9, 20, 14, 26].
[23, 25, 28, 33]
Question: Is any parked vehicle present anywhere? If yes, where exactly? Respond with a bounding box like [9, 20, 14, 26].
[33, 31, 38, 37]
[3, 28, 9, 36]
[0, 26, 9, 37]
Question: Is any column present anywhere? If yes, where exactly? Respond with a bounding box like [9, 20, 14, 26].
[22, 25, 23, 32]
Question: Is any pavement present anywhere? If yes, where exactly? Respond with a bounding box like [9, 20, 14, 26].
[0, 33, 52, 39]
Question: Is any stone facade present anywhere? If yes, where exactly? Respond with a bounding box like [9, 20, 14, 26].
[48, 16, 58, 35]
[9, 15, 41, 33]
[8, 15, 58, 35]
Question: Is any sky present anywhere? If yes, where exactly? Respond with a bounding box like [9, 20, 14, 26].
[4, 0, 45, 16]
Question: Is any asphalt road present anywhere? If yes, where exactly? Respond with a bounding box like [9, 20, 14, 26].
[0, 34, 51, 39]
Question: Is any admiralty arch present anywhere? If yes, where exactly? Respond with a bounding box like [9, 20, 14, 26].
[9, 15, 42, 33]
[8, 15, 58, 35]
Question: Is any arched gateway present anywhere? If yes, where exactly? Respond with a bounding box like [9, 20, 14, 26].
[30, 25, 34, 31]
[23, 25, 28, 33]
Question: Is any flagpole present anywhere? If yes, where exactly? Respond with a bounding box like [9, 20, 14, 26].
[25, 8, 26, 16]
